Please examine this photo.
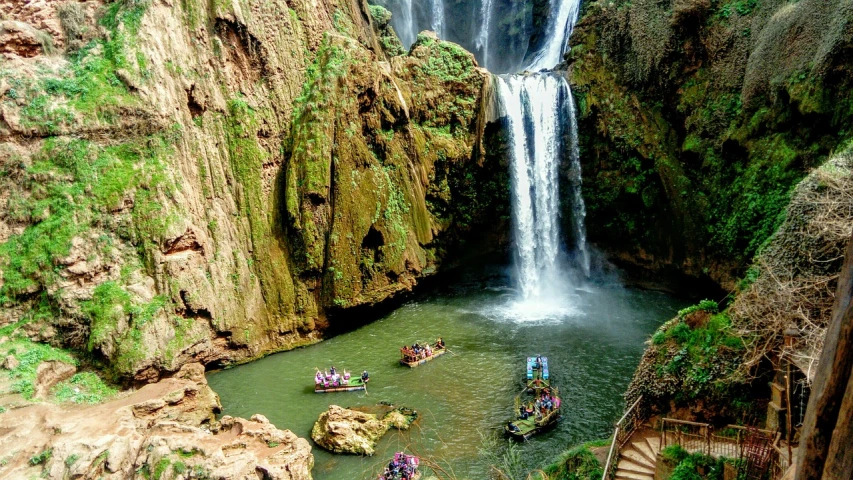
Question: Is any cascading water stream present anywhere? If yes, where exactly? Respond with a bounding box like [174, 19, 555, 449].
[564, 87, 591, 277]
[495, 0, 587, 315]
[475, 0, 494, 70]
[396, 0, 416, 48]
[498, 75, 566, 300]
[525, 0, 583, 70]
[431, 0, 445, 39]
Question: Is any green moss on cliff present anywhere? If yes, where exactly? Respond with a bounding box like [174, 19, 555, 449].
[571, 0, 853, 282]
[0, 136, 175, 302]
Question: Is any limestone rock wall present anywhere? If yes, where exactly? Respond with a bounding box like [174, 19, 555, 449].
[0, 0, 507, 381]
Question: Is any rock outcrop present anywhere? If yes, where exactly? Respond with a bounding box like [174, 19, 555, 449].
[311, 404, 416, 455]
[0, 363, 314, 479]
[33, 360, 76, 399]
[0, 0, 507, 381]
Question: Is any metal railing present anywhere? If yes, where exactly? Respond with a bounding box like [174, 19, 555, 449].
[601, 396, 645, 480]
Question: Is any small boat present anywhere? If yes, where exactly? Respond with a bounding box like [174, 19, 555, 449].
[506, 357, 561, 440]
[314, 369, 369, 393]
[505, 386, 562, 440]
[400, 343, 446, 368]
[377, 452, 421, 480]
[314, 377, 366, 393]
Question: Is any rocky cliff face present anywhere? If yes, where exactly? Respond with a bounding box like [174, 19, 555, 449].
[0, 0, 507, 381]
[568, 0, 853, 289]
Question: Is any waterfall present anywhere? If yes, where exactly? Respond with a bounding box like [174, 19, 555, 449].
[475, 0, 494, 70]
[497, 0, 588, 310]
[498, 73, 589, 301]
[525, 0, 582, 71]
[498, 75, 566, 299]
[397, 0, 416, 47]
[431, 0, 445, 38]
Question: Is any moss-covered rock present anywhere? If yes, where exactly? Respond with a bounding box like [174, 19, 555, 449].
[568, 0, 853, 288]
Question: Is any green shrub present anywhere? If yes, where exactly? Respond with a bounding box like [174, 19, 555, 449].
[29, 448, 52, 466]
[543, 439, 608, 480]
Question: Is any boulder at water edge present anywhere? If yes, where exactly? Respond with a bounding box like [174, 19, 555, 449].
[311, 405, 417, 455]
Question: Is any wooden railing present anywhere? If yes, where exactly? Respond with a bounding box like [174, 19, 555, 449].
[662, 421, 778, 458]
[601, 396, 645, 480]
[661, 418, 713, 455]
[662, 420, 783, 479]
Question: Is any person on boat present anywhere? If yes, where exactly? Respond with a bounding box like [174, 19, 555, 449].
[436, 337, 444, 349]
[424, 344, 432, 357]
[362, 370, 370, 383]
[330, 366, 337, 376]
[535, 355, 543, 369]
[315, 371, 323, 385]
[508, 422, 521, 433]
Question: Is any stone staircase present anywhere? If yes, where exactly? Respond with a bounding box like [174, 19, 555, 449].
[614, 432, 660, 480]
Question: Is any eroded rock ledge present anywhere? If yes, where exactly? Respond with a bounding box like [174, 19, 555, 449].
[0, 364, 313, 479]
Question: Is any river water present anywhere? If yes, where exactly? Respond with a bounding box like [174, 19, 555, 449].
[208, 268, 687, 479]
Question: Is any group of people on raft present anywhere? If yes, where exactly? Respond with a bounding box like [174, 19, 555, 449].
[400, 337, 444, 363]
[378, 452, 420, 480]
[314, 366, 369, 387]
[518, 389, 560, 421]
